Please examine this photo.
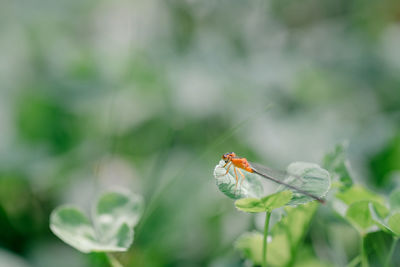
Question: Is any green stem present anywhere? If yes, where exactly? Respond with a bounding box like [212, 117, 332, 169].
[360, 234, 369, 267]
[262, 211, 272, 267]
[384, 237, 398, 267]
[346, 255, 361, 267]
[107, 253, 123, 267]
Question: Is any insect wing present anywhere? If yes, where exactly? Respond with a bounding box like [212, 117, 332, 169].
[248, 161, 326, 204]
[248, 162, 305, 183]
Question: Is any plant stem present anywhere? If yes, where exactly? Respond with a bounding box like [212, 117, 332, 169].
[107, 253, 123, 267]
[384, 237, 398, 267]
[346, 255, 361, 267]
[262, 211, 272, 267]
[360, 234, 369, 267]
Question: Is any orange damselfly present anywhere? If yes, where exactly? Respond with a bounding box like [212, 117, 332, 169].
[221, 152, 325, 203]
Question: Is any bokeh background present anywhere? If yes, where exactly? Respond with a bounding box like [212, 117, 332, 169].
[1, 0, 400, 266]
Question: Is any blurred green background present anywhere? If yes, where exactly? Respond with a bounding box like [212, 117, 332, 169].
[0, 0, 400, 266]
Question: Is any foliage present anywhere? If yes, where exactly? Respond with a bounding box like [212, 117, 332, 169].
[215, 157, 330, 266]
[323, 142, 353, 191]
[214, 160, 264, 199]
[235, 202, 318, 266]
[50, 190, 144, 253]
[213, 160, 330, 204]
[1, 0, 400, 265]
[227, 142, 400, 266]
[277, 162, 330, 205]
[235, 191, 293, 213]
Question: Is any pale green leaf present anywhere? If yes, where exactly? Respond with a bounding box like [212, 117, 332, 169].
[323, 142, 353, 191]
[235, 191, 292, 213]
[50, 206, 104, 253]
[213, 160, 263, 199]
[94, 191, 144, 244]
[50, 190, 144, 253]
[277, 162, 330, 205]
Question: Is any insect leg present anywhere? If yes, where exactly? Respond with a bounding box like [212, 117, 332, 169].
[224, 162, 232, 175]
[234, 167, 239, 190]
[238, 169, 245, 186]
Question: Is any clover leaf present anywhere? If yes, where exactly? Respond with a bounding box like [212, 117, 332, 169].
[235, 191, 293, 213]
[50, 190, 144, 253]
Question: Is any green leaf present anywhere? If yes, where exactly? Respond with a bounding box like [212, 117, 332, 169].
[235, 202, 318, 266]
[94, 191, 144, 244]
[235, 191, 292, 213]
[50, 206, 104, 253]
[213, 160, 263, 199]
[261, 191, 293, 211]
[293, 246, 334, 267]
[333, 185, 385, 219]
[50, 190, 144, 253]
[323, 142, 353, 190]
[369, 204, 400, 237]
[234, 198, 265, 213]
[345, 201, 389, 234]
[363, 231, 395, 267]
[369, 203, 392, 234]
[336, 185, 384, 206]
[234, 232, 263, 265]
[277, 162, 330, 205]
[268, 202, 318, 266]
[389, 189, 400, 212]
[388, 213, 400, 236]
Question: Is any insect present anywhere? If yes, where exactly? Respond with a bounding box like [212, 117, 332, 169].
[221, 152, 325, 203]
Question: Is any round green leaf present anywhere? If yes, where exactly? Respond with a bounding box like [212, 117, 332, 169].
[334, 185, 386, 221]
[234, 232, 263, 265]
[94, 191, 144, 244]
[50, 206, 102, 253]
[370, 203, 400, 237]
[336, 185, 384, 206]
[277, 162, 330, 205]
[50, 190, 144, 253]
[235, 191, 293, 213]
[260, 191, 293, 211]
[388, 213, 400, 236]
[213, 160, 263, 199]
[346, 201, 389, 234]
[323, 142, 353, 190]
[369, 202, 392, 234]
